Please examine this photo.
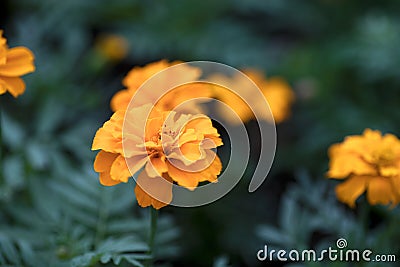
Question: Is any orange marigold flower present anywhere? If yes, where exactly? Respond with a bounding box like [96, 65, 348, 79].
[110, 60, 212, 113]
[211, 69, 295, 124]
[0, 30, 35, 97]
[327, 129, 400, 208]
[92, 104, 223, 209]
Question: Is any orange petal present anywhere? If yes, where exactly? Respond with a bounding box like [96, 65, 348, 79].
[93, 151, 121, 186]
[145, 156, 168, 177]
[180, 142, 202, 161]
[0, 82, 7, 94]
[94, 150, 119, 172]
[99, 171, 121, 186]
[182, 116, 223, 147]
[0, 47, 35, 76]
[91, 111, 126, 153]
[110, 89, 131, 112]
[335, 175, 368, 208]
[166, 155, 222, 190]
[92, 127, 122, 153]
[366, 177, 397, 206]
[327, 144, 376, 178]
[390, 176, 400, 199]
[0, 76, 25, 97]
[134, 171, 173, 209]
[198, 155, 222, 183]
[178, 129, 199, 145]
[126, 154, 149, 176]
[185, 117, 217, 136]
[379, 165, 399, 177]
[110, 155, 133, 182]
[363, 129, 382, 140]
[166, 161, 200, 190]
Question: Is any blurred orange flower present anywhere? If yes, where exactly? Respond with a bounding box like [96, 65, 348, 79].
[95, 33, 129, 61]
[92, 104, 223, 209]
[110, 60, 212, 113]
[327, 129, 400, 208]
[211, 69, 294, 124]
[0, 30, 35, 97]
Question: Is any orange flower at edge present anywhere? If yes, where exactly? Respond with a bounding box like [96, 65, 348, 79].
[327, 129, 400, 208]
[0, 30, 35, 97]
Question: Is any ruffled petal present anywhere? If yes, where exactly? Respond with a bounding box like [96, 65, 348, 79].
[180, 142, 203, 161]
[335, 175, 368, 208]
[389, 176, 400, 199]
[379, 165, 399, 177]
[145, 156, 168, 178]
[178, 128, 199, 145]
[93, 151, 121, 186]
[110, 155, 133, 182]
[91, 110, 125, 153]
[327, 144, 376, 178]
[166, 162, 200, 189]
[92, 126, 122, 153]
[0, 47, 35, 76]
[0, 76, 25, 97]
[0, 80, 7, 94]
[166, 155, 222, 190]
[94, 150, 118, 172]
[125, 154, 149, 176]
[134, 171, 173, 209]
[110, 89, 131, 112]
[366, 177, 398, 206]
[99, 171, 121, 186]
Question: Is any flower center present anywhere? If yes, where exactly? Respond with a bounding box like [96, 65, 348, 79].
[162, 123, 179, 138]
[145, 131, 162, 156]
[150, 132, 161, 143]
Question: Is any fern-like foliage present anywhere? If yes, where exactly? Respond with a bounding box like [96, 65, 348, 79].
[0, 164, 180, 266]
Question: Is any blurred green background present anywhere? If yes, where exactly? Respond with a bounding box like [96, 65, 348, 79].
[1, 0, 400, 266]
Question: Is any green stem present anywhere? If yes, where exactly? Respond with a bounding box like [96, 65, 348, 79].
[145, 207, 158, 267]
[359, 200, 370, 235]
[355, 201, 370, 267]
[94, 190, 111, 247]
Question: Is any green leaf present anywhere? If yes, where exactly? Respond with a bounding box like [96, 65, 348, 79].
[213, 255, 230, 267]
[257, 226, 290, 247]
[26, 141, 49, 170]
[98, 236, 148, 253]
[17, 240, 36, 266]
[3, 155, 24, 189]
[70, 252, 98, 267]
[1, 112, 25, 150]
[121, 255, 144, 267]
[100, 252, 112, 263]
[0, 235, 21, 265]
